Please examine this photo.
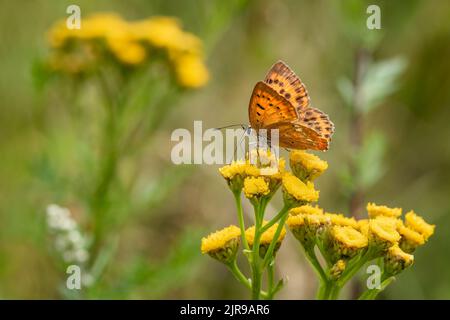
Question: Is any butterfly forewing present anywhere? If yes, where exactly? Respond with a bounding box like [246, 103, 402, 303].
[264, 61, 310, 110]
[248, 81, 298, 130]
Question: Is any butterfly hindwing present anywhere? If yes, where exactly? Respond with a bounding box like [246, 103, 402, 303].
[264, 61, 310, 110]
[248, 81, 298, 130]
[298, 107, 335, 140]
[265, 121, 328, 150]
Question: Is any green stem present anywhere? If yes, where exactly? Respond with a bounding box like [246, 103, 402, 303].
[266, 260, 275, 300]
[329, 283, 341, 300]
[262, 204, 291, 268]
[260, 206, 288, 234]
[358, 273, 395, 300]
[233, 191, 249, 250]
[304, 247, 328, 284]
[337, 248, 375, 288]
[91, 73, 120, 257]
[227, 259, 251, 290]
[251, 202, 263, 300]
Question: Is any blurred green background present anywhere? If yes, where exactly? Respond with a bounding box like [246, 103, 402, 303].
[0, 0, 449, 299]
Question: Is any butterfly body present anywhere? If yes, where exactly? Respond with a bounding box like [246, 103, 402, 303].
[248, 61, 334, 151]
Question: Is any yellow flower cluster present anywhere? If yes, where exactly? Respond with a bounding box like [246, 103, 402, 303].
[286, 200, 434, 275]
[219, 150, 285, 196]
[47, 13, 208, 87]
[208, 150, 435, 285]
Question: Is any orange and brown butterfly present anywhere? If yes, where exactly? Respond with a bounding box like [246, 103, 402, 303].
[248, 60, 334, 151]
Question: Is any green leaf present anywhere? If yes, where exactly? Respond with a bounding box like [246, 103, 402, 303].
[356, 131, 387, 189]
[336, 76, 354, 108]
[360, 57, 407, 113]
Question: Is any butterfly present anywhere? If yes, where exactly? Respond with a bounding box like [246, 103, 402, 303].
[248, 60, 334, 151]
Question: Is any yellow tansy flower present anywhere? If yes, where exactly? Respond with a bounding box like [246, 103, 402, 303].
[287, 213, 330, 248]
[201, 225, 241, 264]
[47, 13, 209, 87]
[289, 205, 323, 216]
[366, 202, 402, 219]
[397, 221, 425, 253]
[289, 150, 328, 182]
[219, 160, 259, 193]
[282, 172, 319, 206]
[245, 221, 286, 257]
[368, 216, 401, 252]
[384, 244, 414, 276]
[326, 213, 359, 229]
[404, 210, 435, 241]
[131, 17, 202, 54]
[109, 41, 147, 65]
[173, 53, 209, 88]
[325, 226, 368, 262]
[243, 177, 270, 199]
[357, 219, 370, 237]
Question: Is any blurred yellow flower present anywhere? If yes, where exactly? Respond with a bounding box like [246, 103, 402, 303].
[46, 13, 209, 87]
[131, 17, 202, 54]
[109, 41, 147, 65]
[172, 53, 209, 88]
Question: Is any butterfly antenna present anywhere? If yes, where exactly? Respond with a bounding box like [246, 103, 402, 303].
[226, 126, 248, 164]
[214, 124, 246, 131]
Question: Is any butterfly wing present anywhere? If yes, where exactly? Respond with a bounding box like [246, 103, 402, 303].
[249, 62, 335, 151]
[248, 81, 298, 130]
[268, 120, 330, 150]
[298, 107, 335, 140]
[265, 108, 334, 150]
[264, 60, 310, 110]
